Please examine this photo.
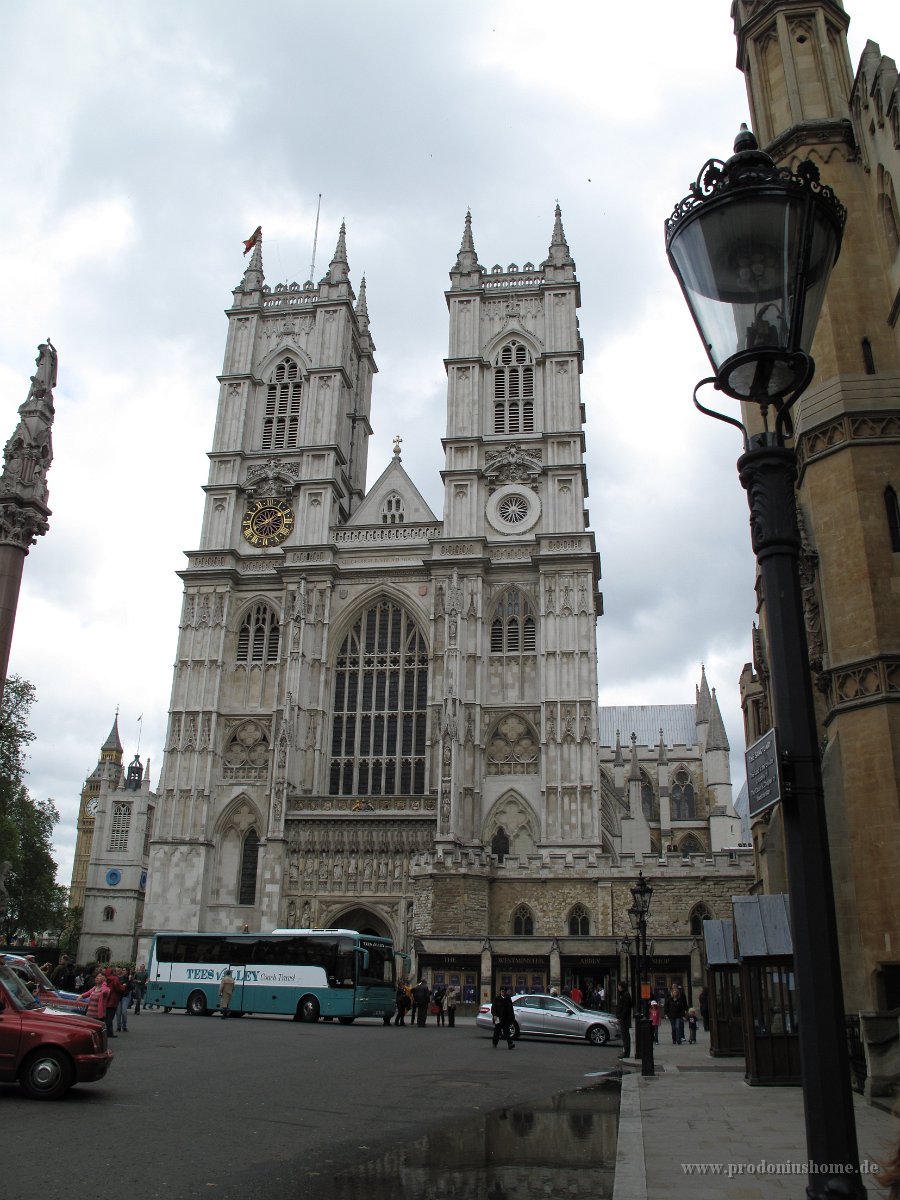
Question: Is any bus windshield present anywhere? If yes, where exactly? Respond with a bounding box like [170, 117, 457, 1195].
[146, 929, 396, 1025]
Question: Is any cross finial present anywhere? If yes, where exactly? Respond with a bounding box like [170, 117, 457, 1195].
[393, 435, 402, 458]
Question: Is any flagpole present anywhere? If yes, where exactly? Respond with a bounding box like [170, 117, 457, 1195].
[136, 714, 143, 755]
[309, 193, 322, 283]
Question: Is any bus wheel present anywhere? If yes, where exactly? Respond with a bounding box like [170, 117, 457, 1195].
[187, 991, 208, 1016]
[383, 1016, 392, 1025]
[299, 996, 320, 1023]
[338, 1016, 354, 1025]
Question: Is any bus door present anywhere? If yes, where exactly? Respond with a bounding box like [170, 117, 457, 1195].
[224, 963, 245, 1013]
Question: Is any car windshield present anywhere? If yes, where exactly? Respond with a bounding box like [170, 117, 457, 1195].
[27, 960, 57, 990]
[0, 962, 43, 1010]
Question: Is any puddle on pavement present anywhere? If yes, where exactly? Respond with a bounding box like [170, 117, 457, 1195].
[330, 1075, 620, 1199]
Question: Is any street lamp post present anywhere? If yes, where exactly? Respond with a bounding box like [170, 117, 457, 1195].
[619, 934, 632, 995]
[629, 871, 655, 1078]
[665, 125, 864, 1199]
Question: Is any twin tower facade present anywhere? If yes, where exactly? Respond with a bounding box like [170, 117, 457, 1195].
[139, 211, 743, 997]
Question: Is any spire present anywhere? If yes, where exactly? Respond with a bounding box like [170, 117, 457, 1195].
[542, 203, 574, 268]
[657, 728, 668, 765]
[326, 221, 350, 284]
[707, 689, 731, 752]
[613, 729, 624, 768]
[696, 665, 712, 726]
[453, 209, 481, 273]
[102, 714, 123, 754]
[240, 237, 264, 293]
[628, 732, 641, 781]
[354, 274, 369, 331]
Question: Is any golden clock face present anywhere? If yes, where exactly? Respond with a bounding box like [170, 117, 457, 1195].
[242, 497, 295, 548]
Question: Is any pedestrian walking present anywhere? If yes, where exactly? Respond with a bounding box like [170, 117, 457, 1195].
[132, 963, 149, 1014]
[664, 983, 688, 1044]
[687, 1007, 698, 1043]
[445, 982, 460, 1027]
[412, 979, 430, 1027]
[116, 968, 132, 1031]
[699, 986, 709, 1032]
[491, 986, 516, 1049]
[218, 968, 235, 1017]
[432, 985, 446, 1025]
[394, 981, 410, 1025]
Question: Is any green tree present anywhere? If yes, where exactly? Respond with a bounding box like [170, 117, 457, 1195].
[0, 675, 64, 943]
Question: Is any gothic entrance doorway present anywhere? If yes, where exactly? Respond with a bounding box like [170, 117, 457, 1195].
[330, 906, 392, 939]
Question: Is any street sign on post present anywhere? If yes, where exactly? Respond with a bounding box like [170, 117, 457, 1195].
[745, 728, 782, 818]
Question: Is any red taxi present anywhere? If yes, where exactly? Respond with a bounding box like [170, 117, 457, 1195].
[0, 961, 112, 1099]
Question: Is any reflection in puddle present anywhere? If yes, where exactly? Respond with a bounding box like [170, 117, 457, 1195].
[331, 1077, 620, 1199]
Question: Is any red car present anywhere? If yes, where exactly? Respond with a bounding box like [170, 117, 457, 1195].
[0, 961, 113, 1099]
[1, 954, 88, 1014]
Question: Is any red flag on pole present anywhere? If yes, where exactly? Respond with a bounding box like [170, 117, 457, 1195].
[243, 225, 262, 255]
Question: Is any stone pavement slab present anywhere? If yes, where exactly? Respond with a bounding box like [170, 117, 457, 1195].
[613, 1032, 898, 1200]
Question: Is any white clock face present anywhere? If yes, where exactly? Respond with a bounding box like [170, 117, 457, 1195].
[86, 799, 99, 817]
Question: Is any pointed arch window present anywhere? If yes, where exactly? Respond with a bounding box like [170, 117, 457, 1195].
[329, 600, 429, 796]
[513, 904, 534, 936]
[238, 829, 260, 905]
[640, 772, 657, 821]
[671, 767, 696, 821]
[381, 493, 405, 525]
[886, 486, 900, 552]
[102, 906, 115, 922]
[262, 356, 303, 451]
[491, 826, 510, 863]
[109, 803, 132, 852]
[689, 902, 712, 936]
[490, 589, 536, 657]
[681, 835, 705, 859]
[494, 341, 535, 434]
[237, 604, 280, 664]
[568, 905, 590, 936]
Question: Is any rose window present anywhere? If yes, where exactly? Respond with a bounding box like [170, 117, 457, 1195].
[497, 493, 529, 524]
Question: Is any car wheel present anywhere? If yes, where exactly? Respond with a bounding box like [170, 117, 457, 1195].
[338, 1016, 355, 1025]
[588, 1024, 609, 1046]
[383, 1015, 392, 1025]
[187, 990, 208, 1016]
[299, 996, 320, 1023]
[20, 1049, 74, 1101]
[512, 1021, 521, 1040]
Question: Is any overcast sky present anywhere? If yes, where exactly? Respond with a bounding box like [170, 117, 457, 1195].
[2, 0, 896, 888]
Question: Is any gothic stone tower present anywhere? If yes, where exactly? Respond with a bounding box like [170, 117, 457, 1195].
[141, 211, 607, 961]
[732, 0, 900, 1013]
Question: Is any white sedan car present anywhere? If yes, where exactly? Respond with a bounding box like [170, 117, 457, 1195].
[476, 993, 621, 1046]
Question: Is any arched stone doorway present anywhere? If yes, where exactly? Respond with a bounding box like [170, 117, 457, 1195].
[329, 905, 392, 939]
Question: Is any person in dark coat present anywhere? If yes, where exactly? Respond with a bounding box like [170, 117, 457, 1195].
[664, 983, 688, 1044]
[412, 979, 430, 1027]
[491, 986, 517, 1049]
[698, 986, 709, 1032]
[616, 981, 633, 1058]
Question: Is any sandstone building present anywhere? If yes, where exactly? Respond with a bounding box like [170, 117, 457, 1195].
[733, 0, 900, 1017]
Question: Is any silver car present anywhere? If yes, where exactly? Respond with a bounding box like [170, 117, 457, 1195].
[476, 993, 620, 1046]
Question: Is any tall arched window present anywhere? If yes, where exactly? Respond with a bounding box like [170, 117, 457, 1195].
[237, 604, 280, 664]
[886, 486, 900, 552]
[491, 827, 510, 862]
[689, 902, 712, 936]
[239, 829, 260, 905]
[490, 589, 536, 655]
[671, 767, 696, 820]
[109, 803, 132, 852]
[262, 356, 303, 451]
[568, 905, 590, 936]
[329, 601, 429, 796]
[641, 772, 656, 821]
[513, 904, 534, 936]
[494, 341, 535, 434]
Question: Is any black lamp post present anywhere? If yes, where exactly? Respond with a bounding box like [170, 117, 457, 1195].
[629, 871, 654, 1077]
[665, 126, 864, 1199]
[619, 934, 632, 994]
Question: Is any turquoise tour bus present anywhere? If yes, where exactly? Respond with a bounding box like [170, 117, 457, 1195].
[145, 928, 396, 1023]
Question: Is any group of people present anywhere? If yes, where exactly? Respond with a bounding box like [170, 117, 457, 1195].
[393, 979, 461, 1026]
[71, 960, 149, 1037]
[615, 980, 708, 1056]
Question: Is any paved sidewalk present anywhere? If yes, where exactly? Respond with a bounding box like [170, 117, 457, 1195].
[612, 1028, 898, 1199]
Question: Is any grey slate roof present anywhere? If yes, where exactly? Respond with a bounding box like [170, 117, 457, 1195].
[733, 893, 793, 958]
[597, 704, 697, 749]
[703, 918, 738, 966]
